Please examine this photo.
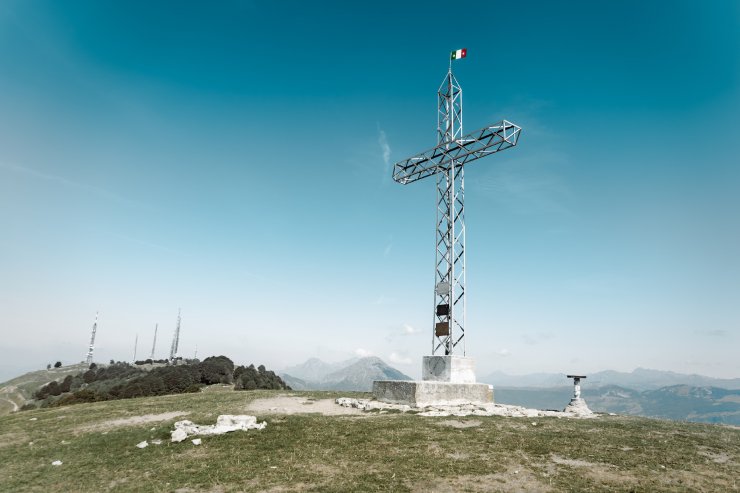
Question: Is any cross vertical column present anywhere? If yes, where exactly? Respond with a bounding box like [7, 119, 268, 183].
[433, 70, 466, 356]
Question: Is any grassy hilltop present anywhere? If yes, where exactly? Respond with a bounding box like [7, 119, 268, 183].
[1, 387, 738, 492]
[0, 364, 88, 415]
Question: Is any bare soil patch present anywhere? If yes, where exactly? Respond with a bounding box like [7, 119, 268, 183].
[410, 466, 552, 493]
[245, 396, 363, 416]
[550, 454, 636, 485]
[0, 431, 30, 449]
[77, 411, 189, 433]
[437, 419, 482, 429]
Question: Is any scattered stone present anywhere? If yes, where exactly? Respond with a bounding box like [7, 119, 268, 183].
[61, 440, 70, 445]
[171, 428, 188, 443]
[51, 460, 63, 466]
[170, 415, 266, 442]
[336, 397, 599, 419]
[151, 439, 163, 445]
[29, 418, 37, 421]
[28, 442, 33, 446]
[136, 441, 148, 449]
[191, 439, 202, 446]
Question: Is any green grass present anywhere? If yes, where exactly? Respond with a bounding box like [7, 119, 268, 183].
[1, 388, 738, 492]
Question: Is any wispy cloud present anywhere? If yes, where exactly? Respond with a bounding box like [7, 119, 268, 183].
[496, 348, 512, 357]
[383, 237, 393, 258]
[389, 351, 412, 365]
[378, 126, 392, 179]
[522, 332, 555, 346]
[354, 348, 373, 358]
[472, 151, 573, 217]
[694, 329, 728, 337]
[401, 323, 420, 335]
[0, 161, 150, 209]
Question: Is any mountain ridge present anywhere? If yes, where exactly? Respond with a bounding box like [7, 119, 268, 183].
[280, 356, 411, 391]
[482, 367, 740, 390]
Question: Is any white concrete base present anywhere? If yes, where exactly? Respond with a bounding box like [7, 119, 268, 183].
[421, 355, 476, 383]
[372, 380, 493, 407]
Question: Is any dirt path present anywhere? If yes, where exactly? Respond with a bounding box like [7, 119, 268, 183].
[76, 411, 189, 433]
[0, 397, 19, 412]
[245, 396, 364, 416]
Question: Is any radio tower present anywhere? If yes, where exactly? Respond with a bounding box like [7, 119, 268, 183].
[150, 323, 158, 360]
[85, 312, 99, 365]
[392, 50, 522, 356]
[132, 333, 138, 363]
[169, 309, 181, 362]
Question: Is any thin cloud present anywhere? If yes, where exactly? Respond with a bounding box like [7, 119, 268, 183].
[389, 352, 412, 365]
[0, 161, 150, 209]
[401, 323, 420, 335]
[695, 329, 728, 337]
[383, 240, 393, 258]
[355, 348, 373, 358]
[473, 151, 573, 217]
[496, 348, 512, 357]
[378, 127, 392, 178]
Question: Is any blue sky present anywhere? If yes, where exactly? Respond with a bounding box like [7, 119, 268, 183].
[1, 0, 738, 381]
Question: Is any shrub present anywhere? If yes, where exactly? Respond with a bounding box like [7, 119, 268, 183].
[198, 356, 235, 385]
[54, 361, 62, 368]
[234, 363, 290, 391]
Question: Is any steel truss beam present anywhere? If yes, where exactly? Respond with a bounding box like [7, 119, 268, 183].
[391, 67, 521, 356]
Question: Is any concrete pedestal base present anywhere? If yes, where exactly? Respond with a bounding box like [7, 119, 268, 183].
[372, 380, 493, 407]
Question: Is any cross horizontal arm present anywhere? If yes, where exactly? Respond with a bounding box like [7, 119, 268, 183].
[392, 120, 522, 185]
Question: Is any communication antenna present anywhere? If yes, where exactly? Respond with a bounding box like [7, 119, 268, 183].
[392, 49, 522, 356]
[150, 323, 158, 360]
[133, 333, 138, 362]
[85, 312, 99, 365]
[169, 309, 181, 361]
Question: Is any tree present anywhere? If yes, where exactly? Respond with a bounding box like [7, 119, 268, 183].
[54, 361, 62, 368]
[46, 364, 51, 370]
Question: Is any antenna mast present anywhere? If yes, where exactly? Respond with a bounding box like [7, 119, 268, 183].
[133, 333, 138, 362]
[150, 323, 158, 360]
[85, 312, 98, 365]
[169, 309, 181, 362]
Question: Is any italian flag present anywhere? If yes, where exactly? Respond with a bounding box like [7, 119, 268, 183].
[451, 48, 467, 60]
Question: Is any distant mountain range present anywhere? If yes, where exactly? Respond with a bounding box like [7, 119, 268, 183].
[280, 357, 411, 392]
[495, 384, 740, 426]
[482, 368, 740, 391]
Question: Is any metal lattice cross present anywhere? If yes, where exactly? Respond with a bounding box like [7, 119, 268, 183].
[392, 64, 521, 356]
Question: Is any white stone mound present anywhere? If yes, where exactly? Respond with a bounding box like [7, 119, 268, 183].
[563, 398, 594, 416]
[170, 414, 266, 443]
[336, 397, 598, 419]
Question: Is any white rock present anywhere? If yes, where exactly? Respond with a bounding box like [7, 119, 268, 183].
[51, 460, 63, 466]
[171, 428, 188, 443]
[136, 441, 148, 449]
[170, 415, 265, 442]
[29, 417, 38, 421]
[151, 439, 162, 445]
[191, 438, 202, 445]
